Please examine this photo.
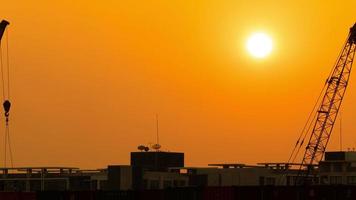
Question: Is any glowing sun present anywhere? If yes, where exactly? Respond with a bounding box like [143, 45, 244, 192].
[246, 33, 273, 58]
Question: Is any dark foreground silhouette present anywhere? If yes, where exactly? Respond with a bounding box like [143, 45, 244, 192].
[0, 185, 355, 200]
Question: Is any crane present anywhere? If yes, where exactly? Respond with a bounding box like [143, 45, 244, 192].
[294, 23, 356, 184]
[0, 19, 12, 167]
[0, 19, 10, 121]
[0, 20, 10, 119]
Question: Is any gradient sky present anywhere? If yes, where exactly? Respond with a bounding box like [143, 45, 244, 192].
[0, 1, 356, 168]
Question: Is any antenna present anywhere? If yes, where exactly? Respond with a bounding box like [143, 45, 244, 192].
[156, 114, 159, 145]
[151, 114, 161, 151]
[340, 110, 343, 151]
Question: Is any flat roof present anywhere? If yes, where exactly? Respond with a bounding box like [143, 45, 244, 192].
[169, 167, 217, 170]
[131, 151, 183, 154]
[257, 163, 303, 165]
[208, 163, 248, 167]
[0, 167, 79, 170]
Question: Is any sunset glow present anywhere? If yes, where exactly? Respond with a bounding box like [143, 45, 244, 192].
[246, 33, 273, 58]
[0, 1, 355, 169]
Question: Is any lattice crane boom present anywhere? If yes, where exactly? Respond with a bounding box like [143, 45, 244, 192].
[299, 23, 356, 179]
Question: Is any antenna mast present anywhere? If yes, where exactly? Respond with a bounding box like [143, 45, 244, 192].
[156, 114, 159, 145]
[340, 110, 343, 151]
[151, 114, 162, 151]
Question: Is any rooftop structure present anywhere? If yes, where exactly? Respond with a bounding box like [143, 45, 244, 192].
[0, 165, 131, 191]
[319, 151, 356, 185]
[131, 151, 184, 171]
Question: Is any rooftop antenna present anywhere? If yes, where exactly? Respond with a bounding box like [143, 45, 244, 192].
[156, 114, 159, 145]
[151, 114, 161, 151]
[340, 110, 343, 152]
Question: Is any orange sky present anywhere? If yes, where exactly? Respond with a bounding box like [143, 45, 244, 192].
[0, 1, 356, 168]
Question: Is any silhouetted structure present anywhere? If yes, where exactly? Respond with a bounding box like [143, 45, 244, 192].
[130, 151, 184, 189]
[131, 151, 184, 171]
[2, 150, 356, 191]
[294, 23, 356, 184]
[0, 166, 132, 191]
[319, 151, 356, 185]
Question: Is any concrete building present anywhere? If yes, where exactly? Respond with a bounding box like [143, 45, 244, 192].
[5, 150, 355, 191]
[0, 165, 132, 191]
[142, 171, 188, 189]
[131, 151, 184, 171]
[170, 163, 298, 187]
[0, 151, 185, 191]
[319, 151, 356, 185]
[130, 151, 184, 189]
[0, 151, 301, 191]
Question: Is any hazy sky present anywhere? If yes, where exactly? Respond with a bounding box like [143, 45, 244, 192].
[0, 1, 356, 168]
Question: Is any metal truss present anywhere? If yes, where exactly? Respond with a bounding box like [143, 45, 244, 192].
[299, 24, 356, 181]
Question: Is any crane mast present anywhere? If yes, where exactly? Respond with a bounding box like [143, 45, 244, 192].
[298, 23, 356, 182]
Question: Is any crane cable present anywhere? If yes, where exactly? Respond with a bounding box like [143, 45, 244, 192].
[278, 68, 334, 185]
[0, 28, 12, 168]
[289, 86, 325, 164]
[286, 35, 350, 166]
[277, 37, 350, 185]
[287, 71, 332, 165]
[277, 83, 326, 185]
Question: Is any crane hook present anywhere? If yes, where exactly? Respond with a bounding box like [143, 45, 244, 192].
[3, 100, 11, 119]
